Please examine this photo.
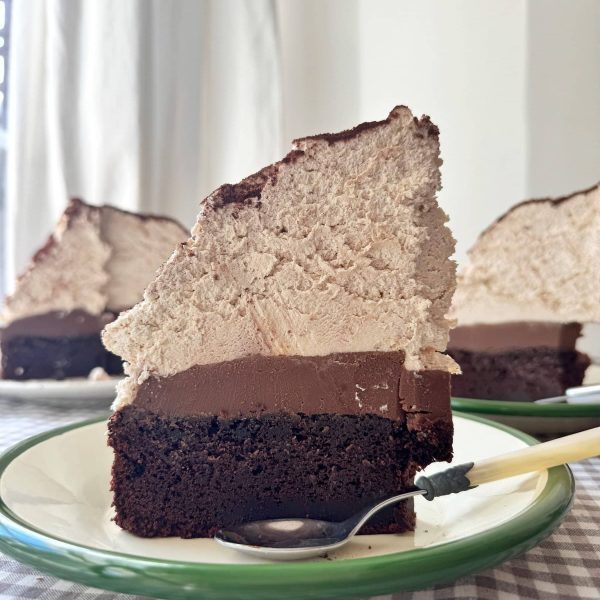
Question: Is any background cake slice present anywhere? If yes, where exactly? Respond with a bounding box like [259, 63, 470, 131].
[449, 183, 599, 401]
[0, 199, 187, 380]
[104, 106, 458, 538]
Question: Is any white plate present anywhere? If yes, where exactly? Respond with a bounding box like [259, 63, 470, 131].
[0, 376, 121, 406]
[0, 414, 573, 598]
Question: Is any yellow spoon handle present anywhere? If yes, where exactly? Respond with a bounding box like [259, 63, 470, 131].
[468, 426, 600, 486]
[416, 426, 600, 500]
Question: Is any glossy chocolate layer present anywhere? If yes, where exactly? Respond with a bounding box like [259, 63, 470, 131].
[0, 310, 115, 340]
[448, 322, 582, 353]
[133, 352, 450, 421]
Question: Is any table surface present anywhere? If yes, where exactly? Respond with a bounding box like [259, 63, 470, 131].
[0, 396, 599, 600]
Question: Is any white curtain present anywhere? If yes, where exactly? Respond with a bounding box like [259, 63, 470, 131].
[5, 0, 281, 287]
[7, 0, 600, 288]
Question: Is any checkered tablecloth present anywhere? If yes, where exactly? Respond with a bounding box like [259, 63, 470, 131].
[0, 396, 599, 600]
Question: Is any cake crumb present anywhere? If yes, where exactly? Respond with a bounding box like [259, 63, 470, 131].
[88, 367, 111, 381]
[354, 391, 363, 408]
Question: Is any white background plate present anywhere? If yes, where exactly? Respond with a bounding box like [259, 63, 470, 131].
[0, 376, 121, 406]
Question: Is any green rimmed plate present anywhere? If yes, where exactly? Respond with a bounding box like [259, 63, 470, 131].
[451, 365, 600, 435]
[0, 414, 573, 600]
[452, 397, 600, 436]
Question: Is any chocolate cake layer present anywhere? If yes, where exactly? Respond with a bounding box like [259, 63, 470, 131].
[449, 347, 590, 401]
[0, 310, 115, 340]
[449, 322, 582, 353]
[134, 352, 451, 422]
[0, 334, 123, 380]
[0, 310, 122, 379]
[109, 405, 452, 538]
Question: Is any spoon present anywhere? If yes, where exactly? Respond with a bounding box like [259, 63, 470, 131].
[534, 383, 600, 405]
[214, 426, 600, 560]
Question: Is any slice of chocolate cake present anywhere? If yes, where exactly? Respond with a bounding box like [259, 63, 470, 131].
[449, 183, 599, 401]
[0, 199, 187, 380]
[104, 106, 458, 538]
[449, 322, 590, 401]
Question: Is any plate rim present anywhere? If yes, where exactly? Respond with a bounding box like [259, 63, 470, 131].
[452, 395, 600, 417]
[0, 376, 122, 404]
[0, 413, 575, 599]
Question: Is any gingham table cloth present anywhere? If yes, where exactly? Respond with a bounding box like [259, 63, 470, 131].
[0, 396, 599, 600]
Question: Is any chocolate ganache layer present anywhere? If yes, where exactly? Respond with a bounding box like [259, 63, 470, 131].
[133, 351, 450, 421]
[1, 310, 115, 340]
[448, 322, 582, 353]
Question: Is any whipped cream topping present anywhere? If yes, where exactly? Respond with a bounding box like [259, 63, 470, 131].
[100, 207, 188, 312]
[3, 204, 110, 322]
[2, 200, 187, 324]
[104, 106, 458, 385]
[452, 183, 600, 326]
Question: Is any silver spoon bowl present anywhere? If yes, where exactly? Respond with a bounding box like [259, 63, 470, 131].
[215, 487, 427, 560]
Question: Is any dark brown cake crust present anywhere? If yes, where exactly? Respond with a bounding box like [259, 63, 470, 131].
[108, 405, 452, 538]
[449, 348, 590, 402]
[0, 334, 123, 380]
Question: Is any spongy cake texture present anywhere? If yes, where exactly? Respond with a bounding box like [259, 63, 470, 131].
[104, 106, 458, 395]
[452, 183, 600, 326]
[3, 199, 187, 322]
